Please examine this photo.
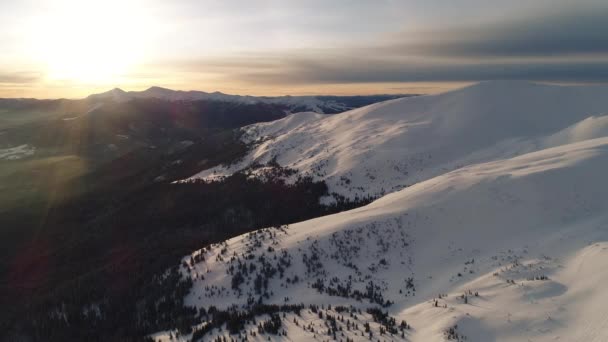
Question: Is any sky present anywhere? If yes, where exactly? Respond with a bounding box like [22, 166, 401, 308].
[1, 0, 607, 98]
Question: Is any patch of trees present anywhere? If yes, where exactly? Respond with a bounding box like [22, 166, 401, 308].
[364, 307, 411, 338]
[445, 324, 466, 341]
[310, 278, 393, 307]
[221, 231, 296, 304]
[329, 191, 376, 211]
[0, 94, 406, 341]
[2, 140, 370, 341]
[258, 313, 282, 335]
[190, 303, 303, 340]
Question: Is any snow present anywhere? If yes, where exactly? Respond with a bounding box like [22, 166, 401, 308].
[186, 81, 608, 202]
[154, 81, 608, 341]
[158, 137, 608, 341]
[0, 144, 35, 160]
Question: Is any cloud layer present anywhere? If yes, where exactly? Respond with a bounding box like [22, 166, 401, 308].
[1, 1, 607, 97]
[405, 7, 608, 58]
[173, 5, 608, 86]
[0, 71, 41, 84]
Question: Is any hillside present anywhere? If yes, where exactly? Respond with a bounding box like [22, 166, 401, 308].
[5, 81, 608, 341]
[0, 91, 395, 341]
[158, 136, 608, 342]
[187, 81, 608, 202]
[152, 81, 608, 341]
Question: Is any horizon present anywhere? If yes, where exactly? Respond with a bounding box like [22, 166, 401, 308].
[2, 83, 448, 100]
[5, 80, 608, 101]
[0, 81, 469, 100]
[2, 0, 607, 98]
[4, 83, 446, 100]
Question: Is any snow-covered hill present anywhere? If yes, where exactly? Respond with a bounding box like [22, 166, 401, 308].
[152, 81, 608, 341]
[186, 81, 608, 202]
[157, 136, 608, 341]
[87, 87, 407, 114]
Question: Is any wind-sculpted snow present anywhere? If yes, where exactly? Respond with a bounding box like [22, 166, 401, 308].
[155, 136, 608, 341]
[186, 81, 608, 202]
[0, 144, 35, 160]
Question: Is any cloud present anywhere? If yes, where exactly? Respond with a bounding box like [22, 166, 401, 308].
[0, 71, 41, 84]
[165, 4, 608, 86]
[399, 6, 608, 58]
[232, 59, 608, 84]
[170, 53, 608, 86]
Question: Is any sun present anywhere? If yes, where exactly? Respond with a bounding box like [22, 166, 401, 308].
[32, 0, 150, 85]
[45, 37, 135, 84]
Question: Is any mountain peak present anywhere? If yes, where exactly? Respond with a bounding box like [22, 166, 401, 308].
[99, 87, 126, 95]
[144, 86, 173, 92]
[87, 87, 127, 100]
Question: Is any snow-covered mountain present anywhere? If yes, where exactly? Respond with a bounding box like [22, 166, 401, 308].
[154, 81, 608, 341]
[87, 86, 408, 114]
[158, 137, 608, 342]
[186, 81, 608, 202]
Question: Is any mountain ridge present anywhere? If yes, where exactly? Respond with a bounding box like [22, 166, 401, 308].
[153, 81, 608, 341]
[157, 134, 608, 341]
[86, 86, 414, 114]
[186, 81, 608, 202]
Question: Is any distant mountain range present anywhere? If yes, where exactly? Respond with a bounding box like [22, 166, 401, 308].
[0, 88, 412, 166]
[86, 86, 413, 114]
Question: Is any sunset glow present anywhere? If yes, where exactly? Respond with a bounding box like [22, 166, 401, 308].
[31, 0, 150, 84]
[1, 0, 608, 97]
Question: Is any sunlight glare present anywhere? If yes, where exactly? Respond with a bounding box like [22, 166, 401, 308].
[33, 0, 152, 84]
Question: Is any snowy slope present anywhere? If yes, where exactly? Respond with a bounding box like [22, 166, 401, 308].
[150, 81, 608, 341]
[0, 144, 35, 160]
[156, 137, 608, 341]
[186, 81, 608, 202]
